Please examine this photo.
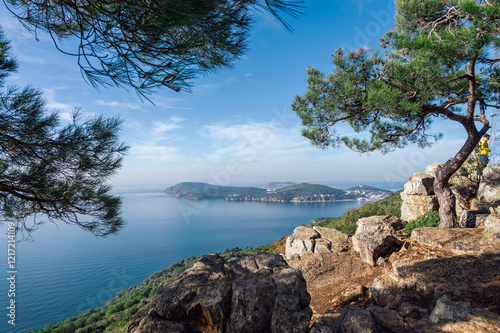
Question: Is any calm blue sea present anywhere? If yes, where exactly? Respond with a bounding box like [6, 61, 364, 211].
[0, 181, 403, 332]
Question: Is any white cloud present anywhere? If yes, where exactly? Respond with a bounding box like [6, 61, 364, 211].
[96, 100, 143, 110]
[128, 116, 186, 163]
[130, 145, 183, 163]
[199, 121, 311, 163]
[150, 117, 185, 143]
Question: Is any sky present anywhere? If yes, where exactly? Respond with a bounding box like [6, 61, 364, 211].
[0, 0, 474, 187]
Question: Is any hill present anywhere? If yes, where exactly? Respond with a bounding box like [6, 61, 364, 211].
[165, 182, 390, 202]
[165, 182, 266, 200]
[271, 182, 353, 202]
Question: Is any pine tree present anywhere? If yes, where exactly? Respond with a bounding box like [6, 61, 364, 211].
[292, 0, 500, 227]
[0, 29, 129, 237]
[4, 0, 304, 97]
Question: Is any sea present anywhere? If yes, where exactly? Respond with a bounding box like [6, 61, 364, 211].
[0, 181, 404, 332]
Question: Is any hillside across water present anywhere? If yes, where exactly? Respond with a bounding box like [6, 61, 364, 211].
[165, 182, 392, 202]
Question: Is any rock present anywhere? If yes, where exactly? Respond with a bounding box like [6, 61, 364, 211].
[400, 192, 439, 222]
[352, 216, 403, 266]
[313, 238, 333, 254]
[285, 226, 320, 258]
[309, 311, 340, 333]
[331, 305, 378, 333]
[425, 163, 444, 178]
[459, 210, 477, 228]
[370, 252, 500, 307]
[285, 226, 350, 259]
[450, 235, 500, 255]
[400, 170, 440, 221]
[452, 185, 476, 215]
[411, 227, 500, 254]
[313, 226, 349, 253]
[428, 296, 500, 332]
[484, 214, 500, 239]
[330, 305, 416, 333]
[353, 216, 404, 241]
[126, 253, 312, 333]
[411, 227, 470, 249]
[477, 165, 500, 208]
[404, 172, 435, 195]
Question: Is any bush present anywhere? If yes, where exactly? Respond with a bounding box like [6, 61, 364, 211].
[314, 190, 403, 236]
[403, 210, 440, 235]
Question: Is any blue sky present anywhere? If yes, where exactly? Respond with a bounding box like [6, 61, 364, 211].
[1, 0, 470, 187]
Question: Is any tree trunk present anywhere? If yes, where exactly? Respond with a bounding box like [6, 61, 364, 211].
[434, 178, 457, 228]
[433, 129, 485, 228]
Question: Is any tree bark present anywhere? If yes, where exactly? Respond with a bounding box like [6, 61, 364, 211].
[434, 178, 457, 228]
[433, 127, 485, 228]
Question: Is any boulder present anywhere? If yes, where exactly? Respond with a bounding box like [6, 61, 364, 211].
[353, 215, 404, 241]
[400, 170, 441, 222]
[285, 226, 320, 258]
[285, 226, 349, 259]
[484, 214, 500, 239]
[126, 253, 312, 333]
[400, 192, 439, 222]
[351, 216, 404, 266]
[459, 210, 477, 228]
[313, 226, 349, 253]
[425, 163, 444, 179]
[403, 172, 435, 195]
[476, 165, 500, 208]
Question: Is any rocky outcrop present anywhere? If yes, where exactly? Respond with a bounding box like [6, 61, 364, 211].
[401, 162, 482, 221]
[476, 165, 500, 209]
[351, 216, 404, 266]
[400, 172, 439, 221]
[285, 226, 349, 259]
[126, 253, 311, 333]
[411, 227, 500, 255]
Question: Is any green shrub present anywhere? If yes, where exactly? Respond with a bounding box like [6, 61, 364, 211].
[403, 210, 440, 235]
[315, 190, 403, 236]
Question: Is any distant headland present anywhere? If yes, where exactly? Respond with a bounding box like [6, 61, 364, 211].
[165, 182, 392, 202]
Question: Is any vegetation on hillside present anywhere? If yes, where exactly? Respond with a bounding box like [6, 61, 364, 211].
[313, 190, 403, 236]
[165, 182, 267, 199]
